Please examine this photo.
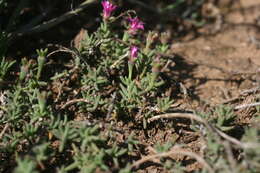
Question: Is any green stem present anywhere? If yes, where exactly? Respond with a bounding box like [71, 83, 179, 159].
[128, 62, 133, 79]
[122, 32, 129, 42]
[37, 56, 45, 80]
[103, 20, 108, 30]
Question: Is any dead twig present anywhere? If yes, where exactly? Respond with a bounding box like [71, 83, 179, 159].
[16, 3, 56, 34]
[131, 146, 214, 173]
[234, 102, 260, 110]
[61, 98, 90, 109]
[9, 0, 97, 41]
[47, 47, 79, 59]
[46, 44, 83, 66]
[148, 113, 206, 124]
[0, 123, 9, 140]
[240, 87, 260, 95]
[211, 125, 259, 149]
[220, 96, 241, 104]
[110, 53, 129, 69]
[219, 86, 260, 105]
[148, 113, 259, 149]
[223, 141, 237, 171]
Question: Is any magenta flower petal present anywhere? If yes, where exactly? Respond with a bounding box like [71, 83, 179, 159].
[102, 0, 117, 19]
[130, 46, 138, 59]
[128, 17, 144, 34]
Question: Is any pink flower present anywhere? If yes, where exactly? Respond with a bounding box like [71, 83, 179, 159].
[129, 46, 139, 63]
[101, 0, 117, 19]
[128, 17, 144, 34]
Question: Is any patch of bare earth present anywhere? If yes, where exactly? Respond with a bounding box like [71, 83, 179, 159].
[173, 0, 260, 106]
[131, 0, 260, 172]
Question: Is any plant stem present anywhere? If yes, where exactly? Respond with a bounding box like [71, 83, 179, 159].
[122, 32, 129, 42]
[128, 62, 133, 79]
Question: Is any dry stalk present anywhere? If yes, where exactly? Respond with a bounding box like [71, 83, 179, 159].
[0, 123, 9, 140]
[218, 86, 260, 105]
[131, 146, 214, 173]
[9, 0, 97, 41]
[61, 98, 90, 109]
[148, 113, 207, 124]
[240, 87, 260, 95]
[148, 113, 259, 149]
[234, 102, 260, 110]
[110, 53, 129, 69]
[213, 127, 259, 149]
[47, 44, 80, 58]
[223, 141, 237, 171]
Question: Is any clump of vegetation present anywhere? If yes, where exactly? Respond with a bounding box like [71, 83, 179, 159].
[0, 1, 174, 172]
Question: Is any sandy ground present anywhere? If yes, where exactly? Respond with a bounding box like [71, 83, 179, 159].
[172, 0, 260, 106]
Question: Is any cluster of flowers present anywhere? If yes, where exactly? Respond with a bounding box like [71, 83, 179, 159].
[101, 0, 144, 63]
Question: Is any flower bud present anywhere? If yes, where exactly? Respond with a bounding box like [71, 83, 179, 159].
[129, 46, 139, 64]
